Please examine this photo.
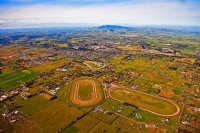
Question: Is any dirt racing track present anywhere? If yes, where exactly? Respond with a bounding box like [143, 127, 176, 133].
[68, 78, 105, 107]
[73, 80, 97, 105]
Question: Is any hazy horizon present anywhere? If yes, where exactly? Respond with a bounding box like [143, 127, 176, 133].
[0, 0, 200, 28]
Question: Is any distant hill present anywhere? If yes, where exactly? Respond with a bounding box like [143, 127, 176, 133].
[98, 25, 132, 30]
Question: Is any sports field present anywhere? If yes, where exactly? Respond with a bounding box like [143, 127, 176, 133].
[109, 88, 180, 116]
[84, 61, 104, 69]
[30, 59, 70, 73]
[0, 70, 37, 91]
[68, 78, 105, 107]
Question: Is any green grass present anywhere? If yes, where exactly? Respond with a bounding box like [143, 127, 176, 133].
[35, 39, 48, 45]
[147, 87, 154, 93]
[89, 110, 118, 125]
[109, 56, 156, 72]
[0, 71, 25, 82]
[30, 59, 70, 73]
[130, 109, 160, 123]
[87, 62, 99, 68]
[1, 99, 85, 133]
[110, 88, 179, 115]
[78, 82, 93, 100]
[17, 95, 58, 115]
[1, 67, 21, 75]
[56, 82, 72, 101]
[89, 121, 117, 133]
[0, 70, 37, 91]
[30, 101, 84, 133]
[100, 98, 123, 112]
[100, 98, 136, 117]
[74, 115, 100, 132]
[112, 117, 136, 133]
[174, 88, 181, 95]
[56, 44, 68, 48]
[61, 125, 80, 133]
[181, 46, 197, 55]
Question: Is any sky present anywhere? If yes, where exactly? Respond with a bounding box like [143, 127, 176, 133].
[0, 0, 200, 28]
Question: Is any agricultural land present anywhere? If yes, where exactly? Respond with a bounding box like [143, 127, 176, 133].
[0, 26, 200, 133]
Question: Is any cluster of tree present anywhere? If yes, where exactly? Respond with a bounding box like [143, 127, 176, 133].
[123, 102, 138, 109]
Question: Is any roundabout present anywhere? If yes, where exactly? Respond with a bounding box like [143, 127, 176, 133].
[68, 78, 105, 107]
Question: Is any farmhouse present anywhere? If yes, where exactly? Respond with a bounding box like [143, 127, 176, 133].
[2, 109, 25, 124]
[162, 48, 174, 53]
[0, 90, 19, 101]
[56, 68, 67, 72]
[181, 121, 190, 125]
[94, 106, 105, 112]
[39, 91, 57, 100]
[20, 92, 32, 99]
[135, 113, 142, 119]
[165, 44, 172, 46]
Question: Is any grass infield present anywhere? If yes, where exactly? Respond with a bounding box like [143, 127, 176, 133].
[109, 88, 180, 116]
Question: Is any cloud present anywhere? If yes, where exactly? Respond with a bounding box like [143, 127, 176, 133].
[0, 0, 200, 26]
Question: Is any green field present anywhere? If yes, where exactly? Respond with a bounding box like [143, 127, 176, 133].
[89, 109, 118, 125]
[56, 43, 68, 48]
[17, 95, 58, 115]
[60, 125, 80, 133]
[78, 82, 94, 100]
[109, 56, 156, 72]
[0, 70, 37, 91]
[0, 95, 85, 133]
[89, 121, 117, 133]
[30, 59, 70, 73]
[85, 61, 104, 69]
[109, 88, 179, 116]
[73, 115, 100, 132]
[0, 45, 19, 54]
[30, 101, 84, 133]
[100, 98, 136, 117]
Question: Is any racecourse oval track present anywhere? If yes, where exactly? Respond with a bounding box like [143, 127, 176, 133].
[74, 80, 97, 104]
[108, 87, 180, 117]
[68, 78, 105, 107]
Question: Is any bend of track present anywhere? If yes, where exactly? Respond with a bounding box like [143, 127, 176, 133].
[108, 88, 180, 117]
